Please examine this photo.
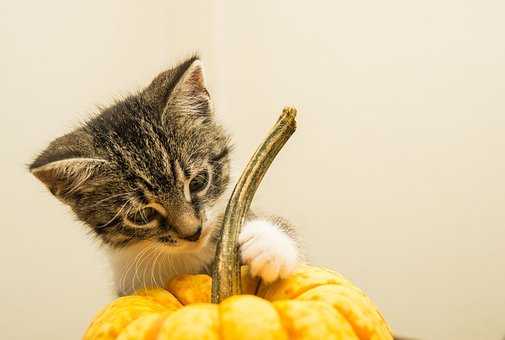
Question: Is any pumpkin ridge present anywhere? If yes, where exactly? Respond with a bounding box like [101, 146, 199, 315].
[134, 288, 183, 309]
[258, 265, 354, 301]
[145, 314, 167, 340]
[156, 303, 220, 339]
[218, 295, 287, 339]
[273, 299, 359, 339]
[271, 301, 295, 339]
[166, 274, 212, 305]
[83, 295, 169, 340]
[116, 312, 166, 340]
[312, 293, 367, 340]
[296, 284, 393, 340]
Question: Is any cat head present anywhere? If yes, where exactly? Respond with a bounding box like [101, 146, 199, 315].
[30, 57, 231, 251]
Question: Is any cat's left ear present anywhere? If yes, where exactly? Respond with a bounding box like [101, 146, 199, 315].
[165, 58, 211, 118]
[144, 57, 212, 118]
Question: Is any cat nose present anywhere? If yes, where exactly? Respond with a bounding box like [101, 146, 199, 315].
[181, 225, 202, 242]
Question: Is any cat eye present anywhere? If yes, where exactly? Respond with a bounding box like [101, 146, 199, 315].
[189, 170, 209, 193]
[126, 207, 158, 225]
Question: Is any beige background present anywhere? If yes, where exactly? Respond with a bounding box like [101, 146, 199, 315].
[2, 1, 504, 339]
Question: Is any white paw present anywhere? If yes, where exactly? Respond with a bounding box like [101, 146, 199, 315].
[238, 219, 299, 283]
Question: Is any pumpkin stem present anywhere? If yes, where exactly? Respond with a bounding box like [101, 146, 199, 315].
[211, 107, 297, 303]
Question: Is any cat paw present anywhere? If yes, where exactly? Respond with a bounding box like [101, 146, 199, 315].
[238, 219, 299, 283]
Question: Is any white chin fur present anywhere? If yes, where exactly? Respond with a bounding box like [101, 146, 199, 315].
[107, 240, 215, 296]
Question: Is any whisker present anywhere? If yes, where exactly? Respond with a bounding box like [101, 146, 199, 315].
[119, 244, 152, 294]
[142, 247, 158, 290]
[130, 244, 155, 293]
[151, 245, 164, 289]
[135, 245, 157, 291]
[155, 247, 168, 289]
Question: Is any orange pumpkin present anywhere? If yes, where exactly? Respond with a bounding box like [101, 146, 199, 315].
[84, 266, 392, 340]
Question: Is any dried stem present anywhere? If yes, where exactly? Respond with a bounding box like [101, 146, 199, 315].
[211, 107, 297, 303]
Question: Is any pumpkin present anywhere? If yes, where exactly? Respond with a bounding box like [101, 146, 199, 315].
[85, 265, 392, 340]
[84, 108, 393, 340]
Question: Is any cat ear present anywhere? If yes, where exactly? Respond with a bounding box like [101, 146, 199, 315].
[30, 130, 108, 199]
[31, 158, 106, 197]
[143, 57, 212, 118]
[169, 58, 207, 99]
[164, 58, 211, 117]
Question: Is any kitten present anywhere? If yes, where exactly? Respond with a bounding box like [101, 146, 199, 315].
[30, 57, 300, 295]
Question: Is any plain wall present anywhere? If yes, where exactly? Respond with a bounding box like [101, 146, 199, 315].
[218, 2, 505, 339]
[2, 1, 504, 339]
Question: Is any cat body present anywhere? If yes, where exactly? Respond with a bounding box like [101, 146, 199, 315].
[30, 57, 300, 295]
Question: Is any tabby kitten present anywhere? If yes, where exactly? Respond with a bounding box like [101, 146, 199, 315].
[30, 57, 299, 295]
